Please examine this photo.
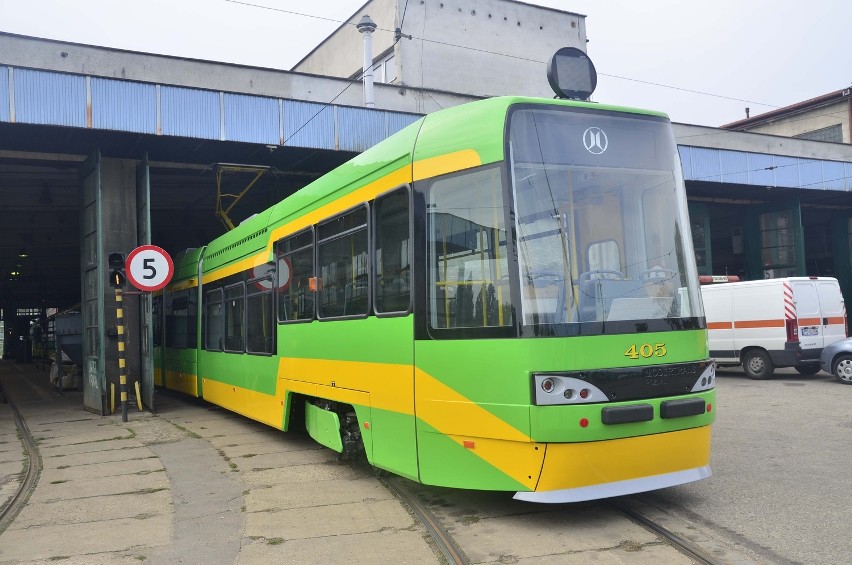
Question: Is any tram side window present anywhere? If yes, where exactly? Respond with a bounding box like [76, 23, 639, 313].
[375, 187, 411, 314]
[277, 229, 314, 322]
[318, 206, 369, 318]
[152, 295, 162, 347]
[205, 288, 224, 351]
[165, 289, 197, 349]
[224, 283, 245, 352]
[246, 277, 274, 354]
[427, 166, 514, 330]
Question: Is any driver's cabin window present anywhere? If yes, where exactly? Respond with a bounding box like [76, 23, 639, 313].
[588, 240, 620, 274]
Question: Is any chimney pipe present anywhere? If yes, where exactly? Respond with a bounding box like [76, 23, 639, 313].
[745, 107, 750, 118]
[357, 15, 377, 108]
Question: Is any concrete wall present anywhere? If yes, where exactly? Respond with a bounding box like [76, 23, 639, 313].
[0, 32, 477, 115]
[731, 100, 851, 144]
[292, 0, 398, 80]
[294, 0, 587, 98]
[674, 122, 852, 161]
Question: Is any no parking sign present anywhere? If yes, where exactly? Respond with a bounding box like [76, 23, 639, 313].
[126, 245, 174, 292]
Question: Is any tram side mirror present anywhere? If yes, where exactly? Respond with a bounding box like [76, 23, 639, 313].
[547, 47, 597, 100]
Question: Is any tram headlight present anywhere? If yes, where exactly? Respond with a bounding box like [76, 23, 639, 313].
[532, 374, 608, 405]
[690, 361, 716, 392]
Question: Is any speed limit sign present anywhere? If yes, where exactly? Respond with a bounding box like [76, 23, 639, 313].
[126, 245, 174, 292]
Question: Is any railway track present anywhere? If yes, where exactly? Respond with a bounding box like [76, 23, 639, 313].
[379, 468, 729, 565]
[0, 380, 41, 533]
[378, 473, 469, 565]
[610, 499, 724, 565]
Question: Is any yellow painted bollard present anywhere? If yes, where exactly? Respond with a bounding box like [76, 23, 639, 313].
[135, 381, 143, 411]
[115, 289, 128, 422]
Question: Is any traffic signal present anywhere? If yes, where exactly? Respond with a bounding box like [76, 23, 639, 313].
[108, 252, 126, 288]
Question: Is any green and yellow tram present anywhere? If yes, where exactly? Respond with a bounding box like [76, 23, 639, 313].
[154, 90, 714, 503]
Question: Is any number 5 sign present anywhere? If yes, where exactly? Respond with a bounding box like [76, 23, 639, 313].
[126, 245, 174, 292]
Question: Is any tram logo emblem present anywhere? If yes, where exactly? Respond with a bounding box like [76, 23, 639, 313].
[582, 127, 608, 154]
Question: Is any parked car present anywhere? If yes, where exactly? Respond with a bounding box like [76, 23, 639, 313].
[701, 277, 846, 379]
[819, 337, 852, 384]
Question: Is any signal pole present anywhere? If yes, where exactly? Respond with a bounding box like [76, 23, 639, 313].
[114, 288, 128, 422]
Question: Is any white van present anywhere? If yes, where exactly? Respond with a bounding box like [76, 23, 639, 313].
[701, 277, 846, 379]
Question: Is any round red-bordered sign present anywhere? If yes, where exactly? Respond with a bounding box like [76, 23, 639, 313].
[251, 256, 292, 291]
[126, 245, 174, 292]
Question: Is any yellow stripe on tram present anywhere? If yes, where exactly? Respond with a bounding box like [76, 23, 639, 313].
[202, 149, 483, 286]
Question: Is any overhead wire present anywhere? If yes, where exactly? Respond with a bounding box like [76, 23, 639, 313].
[225, 0, 849, 163]
[223, 0, 798, 113]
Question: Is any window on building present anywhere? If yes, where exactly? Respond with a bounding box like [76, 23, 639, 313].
[318, 206, 369, 318]
[794, 124, 843, 143]
[353, 52, 397, 84]
[760, 209, 798, 278]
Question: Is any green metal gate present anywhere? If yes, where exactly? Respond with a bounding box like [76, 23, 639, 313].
[80, 151, 106, 414]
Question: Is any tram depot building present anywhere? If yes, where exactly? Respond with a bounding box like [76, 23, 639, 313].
[1, 0, 852, 411]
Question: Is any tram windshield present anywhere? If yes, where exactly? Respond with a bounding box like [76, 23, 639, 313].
[508, 106, 703, 333]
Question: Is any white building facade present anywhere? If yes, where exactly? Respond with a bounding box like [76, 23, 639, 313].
[292, 0, 588, 99]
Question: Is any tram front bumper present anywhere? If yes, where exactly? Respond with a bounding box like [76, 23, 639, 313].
[514, 425, 712, 503]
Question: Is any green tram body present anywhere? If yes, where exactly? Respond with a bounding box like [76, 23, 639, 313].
[153, 96, 715, 503]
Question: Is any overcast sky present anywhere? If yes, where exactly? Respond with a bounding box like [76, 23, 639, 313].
[1, 0, 849, 127]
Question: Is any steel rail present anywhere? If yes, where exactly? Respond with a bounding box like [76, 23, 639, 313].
[379, 474, 468, 565]
[0, 380, 41, 533]
[610, 500, 722, 565]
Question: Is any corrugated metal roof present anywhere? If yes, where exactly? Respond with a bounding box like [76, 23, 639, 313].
[283, 100, 335, 150]
[160, 85, 220, 139]
[2, 63, 849, 195]
[338, 106, 386, 151]
[14, 68, 86, 127]
[92, 77, 156, 133]
[680, 146, 852, 191]
[223, 93, 278, 145]
[0, 66, 9, 122]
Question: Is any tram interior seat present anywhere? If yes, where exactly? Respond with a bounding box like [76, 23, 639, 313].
[343, 281, 369, 316]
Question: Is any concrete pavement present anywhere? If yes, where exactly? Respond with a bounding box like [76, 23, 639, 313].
[1, 359, 734, 564]
[0, 360, 437, 564]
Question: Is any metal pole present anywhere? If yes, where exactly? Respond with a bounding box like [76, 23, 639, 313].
[357, 15, 377, 108]
[115, 288, 128, 422]
[55, 334, 63, 396]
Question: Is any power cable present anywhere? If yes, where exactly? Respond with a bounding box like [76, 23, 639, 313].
[233, 0, 850, 138]
[224, 0, 793, 111]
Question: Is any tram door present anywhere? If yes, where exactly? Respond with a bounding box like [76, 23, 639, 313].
[81, 151, 106, 414]
[137, 155, 154, 411]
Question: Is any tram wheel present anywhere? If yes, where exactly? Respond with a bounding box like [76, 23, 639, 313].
[794, 363, 821, 375]
[832, 355, 852, 385]
[742, 349, 774, 380]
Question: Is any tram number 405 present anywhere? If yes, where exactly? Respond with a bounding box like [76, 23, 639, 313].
[624, 343, 667, 359]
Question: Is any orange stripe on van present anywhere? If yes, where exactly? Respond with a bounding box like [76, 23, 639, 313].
[733, 319, 785, 329]
[707, 322, 733, 330]
[826, 316, 845, 325]
[798, 317, 821, 326]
